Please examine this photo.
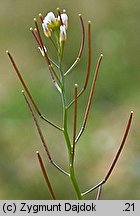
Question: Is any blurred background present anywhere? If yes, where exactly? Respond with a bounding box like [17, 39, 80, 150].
[0, 0, 140, 199]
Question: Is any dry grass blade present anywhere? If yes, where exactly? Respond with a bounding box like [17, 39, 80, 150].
[30, 27, 43, 49]
[75, 54, 103, 143]
[67, 21, 91, 105]
[82, 111, 133, 196]
[64, 14, 85, 76]
[22, 90, 69, 176]
[82, 21, 91, 91]
[72, 84, 78, 163]
[37, 151, 56, 200]
[78, 14, 86, 59]
[57, 8, 63, 25]
[33, 18, 62, 91]
[104, 111, 133, 181]
[33, 18, 50, 65]
[6, 50, 62, 131]
[22, 90, 51, 160]
[6, 50, 41, 115]
[82, 54, 103, 129]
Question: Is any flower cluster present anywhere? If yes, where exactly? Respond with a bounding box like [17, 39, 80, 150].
[42, 11, 68, 43]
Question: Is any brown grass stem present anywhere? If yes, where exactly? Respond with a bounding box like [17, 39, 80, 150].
[22, 90, 69, 176]
[33, 18, 50, 65]
[33, 19, 62, 91]
[39, 13, 44, 23]
[78, 14, 86, 59]
[6, 50, 62, 131]
[30, 28, 59, 69]
[22, 91, 51, 160]
[67, 21, 91, 107]
[75, 54, 103, 143]
[72, 84, 78, 163]
[82, 21, 91, 91]
[57, 8, 63, 25]
[64, 14, 85, 76]
[36, 151, 56, 200]
[30, 27, 43, 49]
[82, 111, 133, 196]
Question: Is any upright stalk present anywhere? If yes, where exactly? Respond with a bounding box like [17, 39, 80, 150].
[59, 56, 82, 199]
[7, 9, 134, 200]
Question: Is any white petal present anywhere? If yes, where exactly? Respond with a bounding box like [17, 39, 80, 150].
[58, 13, 68, 27]
[44, 12, 56, 25]
[42, 22, 51, 37]
[61, 13, 68, 25]
[42, 23, 47, 32]
[60, 25, 67, 42]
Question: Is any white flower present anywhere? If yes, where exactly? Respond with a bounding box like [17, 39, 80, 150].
[58, 13, 68, 28]
[42, 12, 58, 37]
[60, 25, 67, 42]
[42, 23, 51, 37]
[42, 10, 68, 42]
[43, 12, 56, 25]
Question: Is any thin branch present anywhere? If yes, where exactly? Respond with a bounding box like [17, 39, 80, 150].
[39, 13, 44, 23]
[33, 18, 62, 92]
[48, 59, 60, 69]
[34, 27, 60, 68]
[78, 14, 86, 59]
[6, 50, 63, 131]
[104, 111, 133, 181]
[33, 18, 50, 65]
[72, 84, 78, 163]
[67, 21, 91, 108]
[30, 27, 59, 69]
[22, 90, 69, 176]
[33, 29, 60, 80]
[75, 54, 103, 143]
[36, 151, 56, 199]
[22, 90, 51, 160]
[30, 27, 43, 49]
[95, 185, 102, 200]
[6, 50, 40, 115]
[57, 8, 63, 25]
[64, 14, 85, 76]
[81, 21, 91, 91]
[49, 37, 58, 52]
[82, 111, 133, 196]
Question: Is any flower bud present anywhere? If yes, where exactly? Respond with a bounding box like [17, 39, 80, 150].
[60, 25, 67, 42]
[58, 13, 68, 28]
[42, 23, 51, 37]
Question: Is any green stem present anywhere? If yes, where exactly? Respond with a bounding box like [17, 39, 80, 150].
[63, 101, 82, 200]
[59, 55, 82, 199]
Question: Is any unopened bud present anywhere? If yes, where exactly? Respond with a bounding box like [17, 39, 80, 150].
[60, 25, 67, 42]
